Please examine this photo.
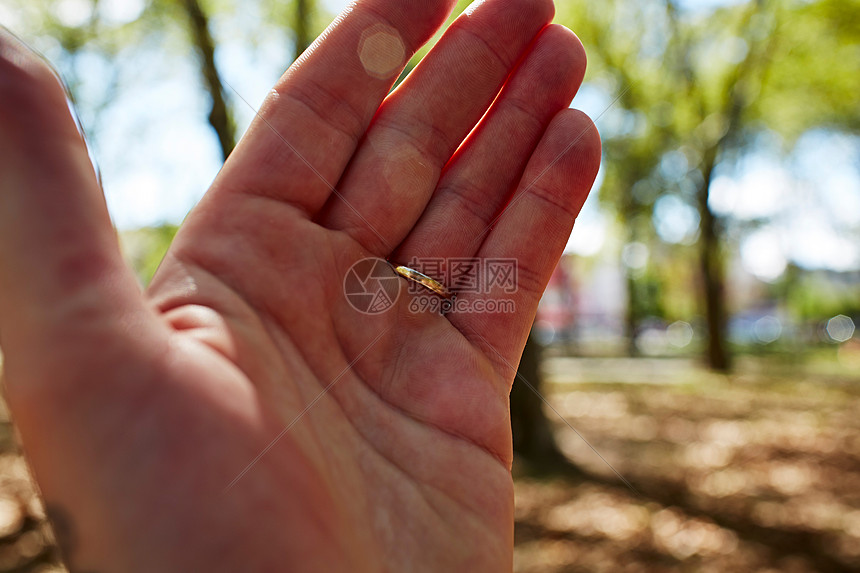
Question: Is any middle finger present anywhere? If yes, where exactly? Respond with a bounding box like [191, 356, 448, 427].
[317, 0, 555, 254]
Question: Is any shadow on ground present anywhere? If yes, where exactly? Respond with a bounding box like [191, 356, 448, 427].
[513, 354, 860, 573]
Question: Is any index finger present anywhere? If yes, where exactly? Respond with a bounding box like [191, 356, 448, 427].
[213, 0, 458, 216]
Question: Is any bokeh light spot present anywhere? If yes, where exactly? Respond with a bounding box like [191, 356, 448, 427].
[358, 25, 405, 80]
[667, 321, 694, 348]
[754, 316, 782, 344]
[826, 315, 855, 343]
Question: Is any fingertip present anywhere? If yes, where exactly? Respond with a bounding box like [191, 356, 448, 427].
[535, 108, 602, 216]
[455, 0, 555, 63]
[0, 31, 85, 166]
[553, 108, 602, 172]
[538, 24, 587, 83]
[570, 108, 602, 180]
[520, 24, 588, 103]
[464, 0, 555, 22]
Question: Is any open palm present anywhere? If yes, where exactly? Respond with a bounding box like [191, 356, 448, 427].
[0, 0, 599, 570]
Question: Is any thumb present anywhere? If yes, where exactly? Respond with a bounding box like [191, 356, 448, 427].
[0, 30, 149, 398]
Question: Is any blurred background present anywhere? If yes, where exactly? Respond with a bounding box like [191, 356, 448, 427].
[0, 0, 858, 571]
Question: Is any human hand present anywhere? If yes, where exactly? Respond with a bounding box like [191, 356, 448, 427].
[0, 0, 599, 570]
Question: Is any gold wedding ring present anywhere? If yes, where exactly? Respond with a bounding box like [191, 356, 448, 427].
[394, 265, 453, 299]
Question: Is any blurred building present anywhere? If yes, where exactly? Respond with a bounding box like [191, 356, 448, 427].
[537, 250, 859, 356]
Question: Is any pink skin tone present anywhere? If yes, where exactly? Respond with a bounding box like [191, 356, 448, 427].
[0, 0, 600, 570]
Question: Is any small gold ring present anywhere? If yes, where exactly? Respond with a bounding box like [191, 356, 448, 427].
[394, 265, 453, 299]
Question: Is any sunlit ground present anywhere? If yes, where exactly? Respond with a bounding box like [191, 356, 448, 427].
[514, 350, 860, 572]
[0, 352, 858, 571]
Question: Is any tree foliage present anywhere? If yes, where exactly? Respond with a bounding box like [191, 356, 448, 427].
[556, 0, 859, 370]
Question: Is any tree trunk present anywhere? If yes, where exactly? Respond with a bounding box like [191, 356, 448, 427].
[625, 272, 639, 356]
[668, 0, 773, 374]
[698, 149, 731, 372]
[294, 0, 313, 60]
[511, 331, 568, 464]
[181, 0, 237, 160]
